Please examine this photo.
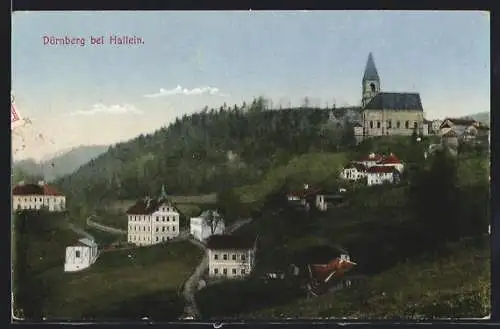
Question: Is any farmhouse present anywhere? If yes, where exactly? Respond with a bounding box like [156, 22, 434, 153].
[206, 234, 257, 279]
[126, 185, 180, 246]
[366, 165, 400, 186]
[292, 245, 357, 296]
[376, 153, 404, 173]
[12, 180, 66, 212]
[340, 162, 367, 181]
[190, 210, 226, 242]
[64, 238, 99, 272]
[439, 118, 489, 144]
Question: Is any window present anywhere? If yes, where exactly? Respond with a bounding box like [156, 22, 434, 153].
[156, 217, 159, 222]
[405, 121, 410, 129]
[377, 121, 381, 129]
[172, 226, 175, 232]
[370, 83, 376, 92]
[214, 268, 219, 274]
[214, 254, 219, 260]
[156, 237, 159, 242]
[167, 216, 170, 222]
[223, 254, 228, 260]
[156, 227, 159, 232]
[241, 254, 246, 261]
[167, 226, 170, 231]
[172, 217, 176, 222]
[397, 121, 401, 128]
[241, 269, 246, 275]
[414, 122, 418, 129]
[75, 250, 81, 258]
[370, 121, 374, 129]
[232, 269, 237, 274]
[162, 227, 165, 232]
[231, 254, 236, 260]
[223, 268, 228, 275]
[387, 120, 392, 129]
[163, 216, 165, 222]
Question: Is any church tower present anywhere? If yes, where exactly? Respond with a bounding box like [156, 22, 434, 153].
[361, 52, 380, 108]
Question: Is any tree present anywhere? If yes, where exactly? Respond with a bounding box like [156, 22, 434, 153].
[205, 209, 223, 235]
[216, 188, 243, 224]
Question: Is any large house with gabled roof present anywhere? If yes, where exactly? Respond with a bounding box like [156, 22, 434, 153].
[126, 185, 180, 246]
[12, 180, 66, 212]
[359, 52, 429, 139]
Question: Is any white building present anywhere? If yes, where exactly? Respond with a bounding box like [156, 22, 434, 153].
[366, 165, 399, 186]
[190, 210, 225, 242]
[206, 235, 257, 279]
[12, 181, 66, 212]
[126, 186, 180, 246]
[340, 162, 367, 181]
[64, 238, 99, 272]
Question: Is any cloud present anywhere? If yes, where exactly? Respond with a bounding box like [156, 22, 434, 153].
[144, 85, 227, 98]
[69, 103, 143, 116]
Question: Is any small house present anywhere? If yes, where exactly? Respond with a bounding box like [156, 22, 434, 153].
[206, 234, 257, 279]
[366, 165, 399, 186]
[340, 162, 367, 181]
[376, 153, 404, 173]
[64, 238, 99, 272]
[190, 210, 225, 242]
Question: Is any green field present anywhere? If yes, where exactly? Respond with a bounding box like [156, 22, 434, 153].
[39, 241, 203, 320]
[106, 194, 217, 213]
[243, 235, 490, 319]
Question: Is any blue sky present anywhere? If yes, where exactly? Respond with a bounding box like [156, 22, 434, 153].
[11, 11, 490, 160]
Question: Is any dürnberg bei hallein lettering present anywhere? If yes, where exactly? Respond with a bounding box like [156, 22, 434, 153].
[42, 35, 144, 46]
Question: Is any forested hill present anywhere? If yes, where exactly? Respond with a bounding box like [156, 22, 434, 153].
[54, 98, 359, 205]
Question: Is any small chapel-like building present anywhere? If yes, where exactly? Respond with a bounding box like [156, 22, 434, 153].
[360, 53, 428, 139]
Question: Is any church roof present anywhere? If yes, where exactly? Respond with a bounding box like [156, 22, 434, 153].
[363, 53, 380, 81]
[364, 92, 423, 111]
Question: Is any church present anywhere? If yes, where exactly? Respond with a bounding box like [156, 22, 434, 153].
[357, 53, 428, 141]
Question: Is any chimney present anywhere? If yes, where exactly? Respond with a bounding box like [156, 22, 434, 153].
[37, 180, 45, 186]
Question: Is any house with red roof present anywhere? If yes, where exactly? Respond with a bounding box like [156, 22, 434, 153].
[292, 245, 357, 296]
[375, 153, 404, 173]
[12, 181, 66, 212]
[125, 185, 181, 246]
[340, 162, 368, 182]
[366, 165, 400, 186]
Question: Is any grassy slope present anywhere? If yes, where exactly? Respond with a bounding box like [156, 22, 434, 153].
[197, 151, 490, 319]
[235, 152, 348, 203]
[39, 241, 203, 320]
[244, 236, 490, 319]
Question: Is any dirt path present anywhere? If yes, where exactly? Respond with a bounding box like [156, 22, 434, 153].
[180, 217, 253, 320]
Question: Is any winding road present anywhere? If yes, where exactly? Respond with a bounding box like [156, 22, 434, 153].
[180, 217, 253, 320]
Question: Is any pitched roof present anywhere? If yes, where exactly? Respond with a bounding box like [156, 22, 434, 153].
[344, 162, 367, 172]
[12, 183, 63, 196]
[377, 154, 401, 165]
[309, 259, 357, 283]
[441, 118, 478, 127]
[366, 165, 396, 174]
[363, 52, 380, 81]
[353, 122, 363, 128]
[206, 234, 256, 250]
[364, 92, 423, 111]
[125, 198, 176, 215]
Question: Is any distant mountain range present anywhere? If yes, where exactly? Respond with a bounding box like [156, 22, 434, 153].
[13, 145, 109, 182]
[463, 111, 490, 125]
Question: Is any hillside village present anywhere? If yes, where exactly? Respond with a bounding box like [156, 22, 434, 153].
[11, 53, 491, 321]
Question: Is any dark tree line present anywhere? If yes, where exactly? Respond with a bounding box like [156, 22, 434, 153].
[54, 98, 358, 206]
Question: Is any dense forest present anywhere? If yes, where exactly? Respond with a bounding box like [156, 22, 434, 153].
[54, 97, 359, 205]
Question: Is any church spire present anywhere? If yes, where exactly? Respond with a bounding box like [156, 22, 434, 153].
[159, 184, 168, 200]
[363, 52, 380, 81]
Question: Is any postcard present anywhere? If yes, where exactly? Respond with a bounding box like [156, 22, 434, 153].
[11, 10, 491, 322]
